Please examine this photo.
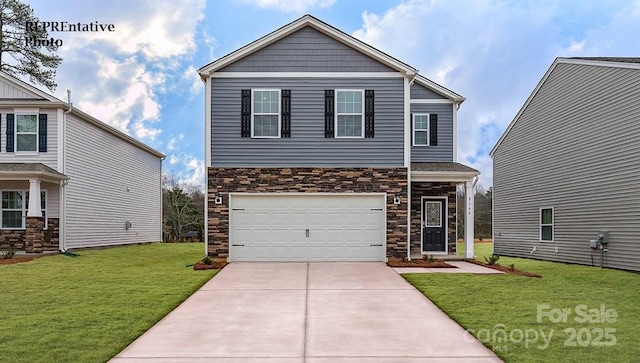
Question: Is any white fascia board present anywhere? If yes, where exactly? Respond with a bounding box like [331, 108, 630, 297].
[413, 74, 465, 102]
[410, 99, 454, 104]
[198, 15, 417, 77]
[411, 171, 479, 183]
[211, 72, 403, 78]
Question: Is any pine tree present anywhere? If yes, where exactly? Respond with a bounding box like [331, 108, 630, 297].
[0, 0, 62, 91]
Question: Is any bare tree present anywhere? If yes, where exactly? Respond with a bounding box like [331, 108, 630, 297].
[162, 174, 202, 242]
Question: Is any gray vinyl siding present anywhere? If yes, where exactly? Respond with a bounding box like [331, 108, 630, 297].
[211, 77, 404, 167]
[218, 26, 394, 73]
[0, 109, 58, 170]
[64, 114, 162, 249]
[410, 103, 453, 162]
[493, 62, 640, 271]
[410, 83, 447, 99]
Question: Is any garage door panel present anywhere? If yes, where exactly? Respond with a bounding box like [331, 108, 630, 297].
[230, 194, 385, 262]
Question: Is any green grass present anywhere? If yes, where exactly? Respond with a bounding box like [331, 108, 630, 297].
[0, 243, 217, 363]
[406, 243, 640, 363]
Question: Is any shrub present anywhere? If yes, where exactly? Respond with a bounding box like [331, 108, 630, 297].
[484, 254, 500, 265]
[201, 256, 212, 265]
[1, 250, 16, 259]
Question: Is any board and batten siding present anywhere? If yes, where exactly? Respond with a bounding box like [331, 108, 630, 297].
[0, 109, 58, 170]
[218, 26, 394, 73]
[211, 77, 404, 167]
[64, 114, 161, 249]
[409, 103, 454, 162]
[493, 62, 640, 271]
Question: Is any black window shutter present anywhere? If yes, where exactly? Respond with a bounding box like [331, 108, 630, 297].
[364, 90, 375, 138]
[410, 113, 413, 145]
[241, 89, 251, 138]
[324, 90, 334, 138]
[39, 114, 47, 152]
[429, 114, 438, 146]
[281, 90, 291, 138]
[6, 114, 14, 152]
[0, 113, 2, 152]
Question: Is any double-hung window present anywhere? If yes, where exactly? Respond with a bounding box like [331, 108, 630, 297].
[1, 191, 46, 229]
[413, 114, 430, 146]
[335, 90, 364, 138]
[540, 207, 554, 242]
[252, 89, 280, 138]
[16, 114, 38, 152]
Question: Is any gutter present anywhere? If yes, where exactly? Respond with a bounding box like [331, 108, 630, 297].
[60, 90, 72, 252]
[406, 72, 417, 261]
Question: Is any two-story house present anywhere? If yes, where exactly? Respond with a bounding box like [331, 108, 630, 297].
[0, 72, 163, 253]
[199, 15, 479, 262]
[492, 57, 640, 271]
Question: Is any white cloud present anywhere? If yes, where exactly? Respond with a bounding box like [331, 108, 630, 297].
[167, 152, 205, 188]
[181, 65, 203, 97]
[167, 134, 185, 152]
[53, 1, 206, 142]
[238, 0, 336, 13]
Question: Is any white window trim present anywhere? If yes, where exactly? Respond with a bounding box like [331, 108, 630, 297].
[0, 190, 47, 230]
[13, 108, 40, 155]
[251, 89, 281, 139]
[539, 207, 554, 242]
[412, 113, 430, 146]
[335, 89, 365, 138]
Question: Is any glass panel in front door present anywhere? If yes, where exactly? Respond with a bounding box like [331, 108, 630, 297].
[425, 201, 442, 227]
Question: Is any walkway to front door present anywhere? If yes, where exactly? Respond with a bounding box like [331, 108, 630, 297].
[111, 263, 501, 362]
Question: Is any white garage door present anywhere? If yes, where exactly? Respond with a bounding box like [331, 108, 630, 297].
[229, 194, 386, 262]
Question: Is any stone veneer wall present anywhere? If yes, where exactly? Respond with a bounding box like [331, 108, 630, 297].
[208, 167, 408, 260]
[0, 218, 60, 252]
[410, 182, 457, 256]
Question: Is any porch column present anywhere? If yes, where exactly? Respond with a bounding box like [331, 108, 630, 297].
[465, 180, 475, 259]
[27, 179, 42, 216]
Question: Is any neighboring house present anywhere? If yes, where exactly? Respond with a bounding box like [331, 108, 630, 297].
[198, 15, 479, 262]
[0, 72, 164, 253]
[491, 57, 640, 271]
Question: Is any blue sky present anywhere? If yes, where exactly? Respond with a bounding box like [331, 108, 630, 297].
[24, 0, 640, 187]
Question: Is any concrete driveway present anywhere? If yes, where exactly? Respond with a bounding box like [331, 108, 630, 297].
[111, 263, 501, 362]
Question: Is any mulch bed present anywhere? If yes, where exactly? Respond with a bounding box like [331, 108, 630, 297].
[387, 259, 455, 268]
[193, 261, 228, 270]
[0, 256, 36, 265]
[467, 260, 542, 278]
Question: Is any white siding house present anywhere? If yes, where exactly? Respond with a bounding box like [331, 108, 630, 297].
[0, 72, 163, 253]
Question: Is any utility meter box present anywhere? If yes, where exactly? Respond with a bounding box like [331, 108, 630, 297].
[589, 240, 598, 249]
[598, 230, 609, 245]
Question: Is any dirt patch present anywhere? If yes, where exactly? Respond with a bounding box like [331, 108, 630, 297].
[193, 261, 227, 270]
[387, 258, 455, 268]
[467, 260, 542, 278]
[0, 256, 36, 265]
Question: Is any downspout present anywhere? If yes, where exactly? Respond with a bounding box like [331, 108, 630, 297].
[60, 90, 72, 252]
[406, 72, 417, 261]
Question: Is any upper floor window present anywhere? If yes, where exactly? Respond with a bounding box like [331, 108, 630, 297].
[1, 190, 46, 229]
[252, 89, 280, 138]
[335, 90, 364, 138]
[540, 207, 554, 242]
[16, 114, 38, 152]
[413, 114, 430, 146]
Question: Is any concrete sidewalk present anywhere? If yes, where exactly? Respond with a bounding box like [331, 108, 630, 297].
[111, 263, 502, 362]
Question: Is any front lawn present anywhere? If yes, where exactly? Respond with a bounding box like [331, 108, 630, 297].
[405, 244, 640, 363]
[0, 243, 217, 363]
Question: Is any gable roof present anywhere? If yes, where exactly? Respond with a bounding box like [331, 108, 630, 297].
[198, 14, 465, 102]
[0, 72, 164, 159]
[198, 14, 418, 77]
[490, 57, 640, 156]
